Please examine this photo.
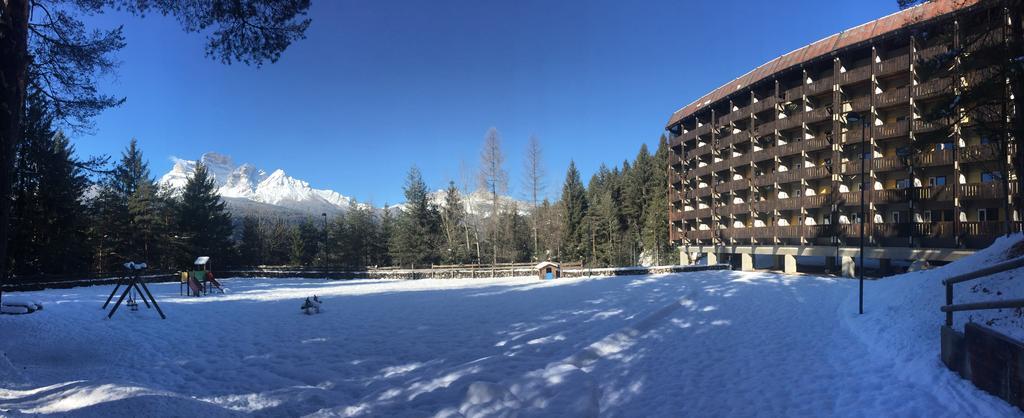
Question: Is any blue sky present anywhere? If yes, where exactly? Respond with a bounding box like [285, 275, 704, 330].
[74, 0, 898, 204]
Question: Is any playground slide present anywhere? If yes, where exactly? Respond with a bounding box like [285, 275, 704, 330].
[187, 278, 203, 296]
[207, 276, 225, 293]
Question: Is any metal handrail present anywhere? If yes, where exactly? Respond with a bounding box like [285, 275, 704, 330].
[942, 255, 1024, 326]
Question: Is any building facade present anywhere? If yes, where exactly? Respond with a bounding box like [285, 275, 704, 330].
[666, 0, 1021, 274]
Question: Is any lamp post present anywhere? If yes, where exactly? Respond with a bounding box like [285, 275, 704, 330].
[848, 111, 867, 315]
[322, 212, 328, 275]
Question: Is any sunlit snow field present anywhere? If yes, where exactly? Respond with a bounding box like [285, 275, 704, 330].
[0, 267, 1019, 417]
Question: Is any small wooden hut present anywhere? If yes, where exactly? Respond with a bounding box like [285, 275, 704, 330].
[535, 261, 560, 280]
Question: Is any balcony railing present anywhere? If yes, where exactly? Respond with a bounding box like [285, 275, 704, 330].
[913, 119, 947, 133]
[876, 120, 910, 139]
[806, 76, 835, 95]
[960, 182, 1016, 199]
[694, 186, 715, 198]
[875, 87, 910, 108]
[875, 54, 911, 76]
[784, 86, 803, 102]
[747, 96, 779, 115]
[804, 107, 832, 124]
[915, 149, 955, 167]
[716, 178, 748, 194]
[959, 143, 1000, 163]
[918, 44, 950, 60]
[804, 194, 829, 208]
[840, 65, 872, 85]
[687, 229, 714, 241]
[912, 77, 953, 99]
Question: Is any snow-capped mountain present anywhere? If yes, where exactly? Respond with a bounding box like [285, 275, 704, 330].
[427, 188, 531, 216]
[159, 152, 360, 215]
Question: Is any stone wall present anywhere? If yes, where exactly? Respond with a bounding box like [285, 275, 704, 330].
[942, 322, 1024, 410]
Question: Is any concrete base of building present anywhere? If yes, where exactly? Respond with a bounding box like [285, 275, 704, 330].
[879, 258, 892, 276]
[739, 253, 754, 271]
[705, 252, 718, 265]
[781, 254, 797, 274]
[679, 249, 696, 266]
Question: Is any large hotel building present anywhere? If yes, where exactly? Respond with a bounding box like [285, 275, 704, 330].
[666, 0, 1020, 274]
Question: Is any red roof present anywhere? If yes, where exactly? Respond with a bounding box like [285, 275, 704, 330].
[665, 0, 979, 128]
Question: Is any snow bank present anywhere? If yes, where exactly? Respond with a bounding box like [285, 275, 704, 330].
[843, 233, 1024, 415]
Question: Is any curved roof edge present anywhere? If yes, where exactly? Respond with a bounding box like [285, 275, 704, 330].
[665, 0, 979, 129]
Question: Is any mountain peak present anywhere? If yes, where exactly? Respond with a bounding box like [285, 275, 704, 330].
[159, 152, 355, 215]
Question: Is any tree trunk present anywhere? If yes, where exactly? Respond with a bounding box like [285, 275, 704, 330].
[0, 0, 31, 306]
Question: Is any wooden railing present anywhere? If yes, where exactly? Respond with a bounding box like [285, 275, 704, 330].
[746, 96, 778, 115]
[916, 149, 955, 167]
[840, 65, 872, 85]
[806, 76, 834, 95]
[960, 143, 1000, 163]
[876, 54, 910, 76]
[913, 77, 953, 99]
[876, 120, 910, 139]
[918, 44, 949, 60]
[875, 87, 910, 108]
[942, 256, 1024, 327]
[804, 107, 831, 124]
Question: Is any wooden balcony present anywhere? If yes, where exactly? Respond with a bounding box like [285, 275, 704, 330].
[803, 107, 831, 124]
[776, 113, 804, 131]
[876, 120, 910, 140]
[874, 189, 909, 204]
[690, 163, 712, 178]
[918, 44, 950, 60]
[806, 76, 835, 95]
[669, 210, 685, 222]
[960, 182, 1015, 200]
[803, 136, 831, 152]
[686, 142, 714, 160]
[747, 96, 778, 115]
[875, 87, 910, 108]
[843, 125, 866, 144]
[693, 123, 712, 137]
[875, 54, 910, 76]
[848, 96, 870, 113]
[751, 199, 771, 213]
[803, 194, 829, 208]
[960, 221, 1006, 236]
[719, 131, 750, 149]
[687, 229, 714, 241]
[871, 155, 906, 172]
[721, 202, 749, 216]
[784, 86, 803, 102]
[915, 149, 954, 167]
[694, 186, 715, 198]
[912, 77, 953, 99]
[959, 143, 1000, 163]
[775, 197, 802, 211]
[913, 185, 955, 201]
[912, 119, 947, 133]
[840, 65, 872, 85]
[716, 178, 749, 194]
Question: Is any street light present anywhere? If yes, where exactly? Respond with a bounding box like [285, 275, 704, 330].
[847, 111, 867, 315]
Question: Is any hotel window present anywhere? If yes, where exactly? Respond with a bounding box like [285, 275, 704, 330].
[923, 210, 933, 223]
[980, 135, 992, 145]
[928, 176, 946, 186]
[981, 172, 1000, 184]
[979, 208, 997, 221]
[935, 142, 953, 151]
[896, 179, 912, 189]
[892, 211, 902, 223]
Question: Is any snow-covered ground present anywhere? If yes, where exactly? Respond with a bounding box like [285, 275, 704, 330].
[1, 253, 1022, 416]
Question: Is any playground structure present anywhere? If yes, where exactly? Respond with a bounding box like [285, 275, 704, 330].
[102, 262, 165, 319]
[181, 256, 224, 296]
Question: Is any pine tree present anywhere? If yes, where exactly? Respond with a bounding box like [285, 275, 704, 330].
[377, 205, 395, 267]
[560, 161, 589, 263]
[238, 216, 263, 266]
[9, 89, 94, 276]
[176, 163, 234, 265]
[440, 181, 467, 264]
[391, 166, 441, 268]
[642, 136, 672, 265]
